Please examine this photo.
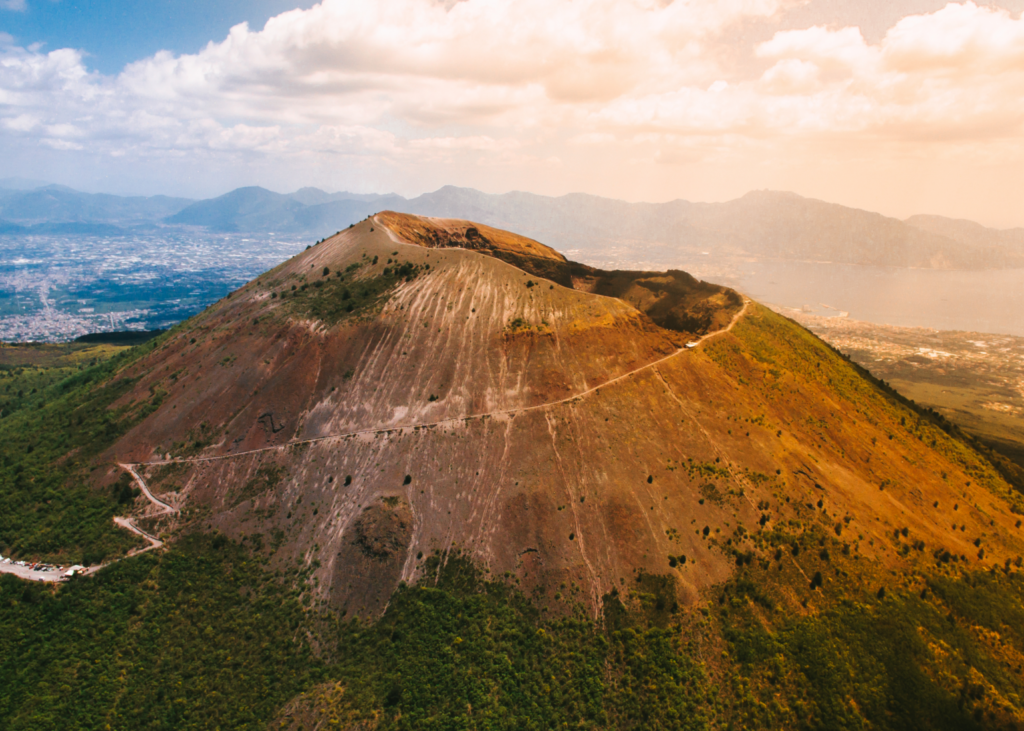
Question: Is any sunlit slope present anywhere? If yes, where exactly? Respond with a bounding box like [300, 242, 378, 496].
[91, 216, 1024, 619]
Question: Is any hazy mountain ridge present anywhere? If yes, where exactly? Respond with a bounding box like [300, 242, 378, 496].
[400, 187, 1024, 270]
[0, 216, 128, 236]
[906, 213, 1024, 251]
[0, 184, 194, 226]
[3, 180, 1023, 270]
[165, 186, 407, 232]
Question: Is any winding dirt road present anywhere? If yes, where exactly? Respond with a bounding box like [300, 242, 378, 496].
[112, 461, 178, 554]
[1, 281, 748, 583]
[113, 516, 163, 551]
[121, 462, 176, 515]
[137, 297, 750, 468]
[0, 464, 178, 582]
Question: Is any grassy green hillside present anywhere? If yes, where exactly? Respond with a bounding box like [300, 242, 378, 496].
[0, 338, 169, 563]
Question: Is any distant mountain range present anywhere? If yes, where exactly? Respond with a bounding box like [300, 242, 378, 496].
[0, 184, 192, 227]
[2, 181, 1023, 270]
[163, 186, 406, 234]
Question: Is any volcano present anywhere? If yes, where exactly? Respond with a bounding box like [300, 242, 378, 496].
[99, 212, 1024, 621]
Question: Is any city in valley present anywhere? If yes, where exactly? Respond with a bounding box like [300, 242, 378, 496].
[783, 308, 1024, 461]
[0, 230, 305, 342]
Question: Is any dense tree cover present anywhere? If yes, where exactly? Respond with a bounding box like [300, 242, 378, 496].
[279, 556, 721, 731]
[4, 532, 1024, 729]
[0, 337, 170, 563]
[285, 560, 1024, 731]
[264, 554, 1024, 730]
[0, 342, 126, 415]
[718, 566, 1024, 730]
[0, 363, 80, 416]
[0, 534, 324, 730]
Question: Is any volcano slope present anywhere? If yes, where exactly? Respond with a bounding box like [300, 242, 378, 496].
[102, 213, 755, 614]
[91, 212, 1022, 614]
[3, 212, 1024, 728]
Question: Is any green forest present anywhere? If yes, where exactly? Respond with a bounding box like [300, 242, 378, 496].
[4, 534, 1024, 729]
[0, 534, 322, 729]
[0, 338, 171, 564]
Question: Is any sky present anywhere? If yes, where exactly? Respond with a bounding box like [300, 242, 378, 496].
[2, 0, 1024, 227]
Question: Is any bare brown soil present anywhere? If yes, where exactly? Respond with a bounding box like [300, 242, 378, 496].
[376, 210, 565, 262]
[94, 215, 1024, 619]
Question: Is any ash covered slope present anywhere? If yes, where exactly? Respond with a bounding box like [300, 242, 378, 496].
[98, 213, 1024, 620]
[110, 215, 688, 459]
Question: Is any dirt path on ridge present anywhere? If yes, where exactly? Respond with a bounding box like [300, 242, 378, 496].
[132, 297, 750, 468]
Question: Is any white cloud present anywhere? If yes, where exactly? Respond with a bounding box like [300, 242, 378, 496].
[0, 0, 1023, 223]
[747, 2, 1024, 140]
[0, 0, 27, 12]
[295, 124, 400, 155]
[178, 121, 283, 152]
[44, 122, 83, 138]
[42, 137, 82, 150]
[2, 112, 37, 131]
[408, 136, 518, 151]
[113, 0, 792, 126]
[760, 59, 819, 93]
[569, 132, 617, 146]
[0, 0, 796, 157]
[883, 1, 1024, 74]
[757, 25, 873, 73]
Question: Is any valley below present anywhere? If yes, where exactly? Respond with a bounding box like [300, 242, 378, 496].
[0, 230, 307, 342]
[784, 311, 1024, 465]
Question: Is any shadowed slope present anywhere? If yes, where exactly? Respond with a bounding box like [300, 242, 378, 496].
[375, 210, 566, 263]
